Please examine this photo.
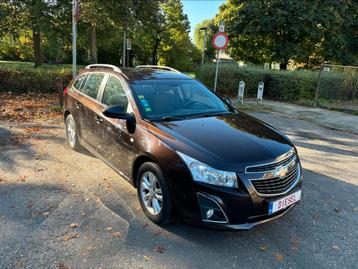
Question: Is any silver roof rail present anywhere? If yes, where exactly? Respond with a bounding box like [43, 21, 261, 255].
[85, 64, 123, 73]
[135, 65, 181, 73]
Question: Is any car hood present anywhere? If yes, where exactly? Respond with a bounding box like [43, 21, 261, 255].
[150, 112, 294, 172]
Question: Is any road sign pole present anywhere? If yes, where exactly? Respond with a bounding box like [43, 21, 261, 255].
[72, 0, 77, 78]
[211, 24, 228, 92]
[214, 50, 221, 92]
[122, 29, 126, 67]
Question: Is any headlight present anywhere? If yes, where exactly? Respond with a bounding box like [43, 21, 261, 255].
[177, 152, 238, 188]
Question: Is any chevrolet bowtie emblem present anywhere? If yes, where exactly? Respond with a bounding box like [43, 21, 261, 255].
[277, 166, 287, 178]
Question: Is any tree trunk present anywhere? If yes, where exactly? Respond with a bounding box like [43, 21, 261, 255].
[280, 61, 288, 70]
[31, 0, 42, 67]
[90, 24, 97, 64]
[32, 29, 42, 67]
[151, 37, 160, 65]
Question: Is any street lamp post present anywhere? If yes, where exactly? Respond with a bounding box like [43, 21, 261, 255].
[72, 0, 79, 78]
[200, 27, 208, 65]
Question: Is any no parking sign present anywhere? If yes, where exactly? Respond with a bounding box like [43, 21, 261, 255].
[212, 32, 229, 50]
[212, 30, 229, 92]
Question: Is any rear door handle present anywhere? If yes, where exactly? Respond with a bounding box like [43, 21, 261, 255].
[75, 102, 82, 109]
[95, 115, 103, 124]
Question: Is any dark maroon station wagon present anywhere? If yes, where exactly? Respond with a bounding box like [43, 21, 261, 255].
[63, 64, 302, 229]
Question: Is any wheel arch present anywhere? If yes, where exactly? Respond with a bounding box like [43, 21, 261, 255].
[63, 110, 71, 122]
[131, 154, 158, 188]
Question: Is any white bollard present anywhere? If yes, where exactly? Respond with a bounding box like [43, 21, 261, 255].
[257, 82, 264, 104]
[238, 80, 245, 105]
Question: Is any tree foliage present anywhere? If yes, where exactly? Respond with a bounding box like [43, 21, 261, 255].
[215, 0, 358, 68]
[193, 19, 217, 62]
[0, 0, 200, 70]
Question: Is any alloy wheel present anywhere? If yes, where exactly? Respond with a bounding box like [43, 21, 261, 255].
[140, 171, 163, 215]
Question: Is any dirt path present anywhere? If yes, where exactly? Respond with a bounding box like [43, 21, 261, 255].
[0, 94, 357, 269]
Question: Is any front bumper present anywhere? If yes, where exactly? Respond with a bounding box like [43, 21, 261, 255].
[173, 173, 303, 230]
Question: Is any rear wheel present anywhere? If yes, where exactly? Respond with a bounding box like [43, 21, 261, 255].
[137, 162, 172, 225]
[65, 114, 82, 151]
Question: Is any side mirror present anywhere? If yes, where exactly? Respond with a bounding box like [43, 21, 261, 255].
[103, 105, 133, 120]
[222, 96, 232, 105]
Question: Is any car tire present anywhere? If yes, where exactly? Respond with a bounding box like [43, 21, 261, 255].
[65, 114, 82, 151]
[137, 162, 173, 225]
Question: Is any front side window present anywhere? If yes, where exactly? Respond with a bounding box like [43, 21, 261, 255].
[130, 79, 230, 120]
[82, 73, 104, 99]
[102, 76, 129, 109]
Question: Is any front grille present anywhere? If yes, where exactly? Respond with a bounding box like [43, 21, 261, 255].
[246, 152, 295, 173]
[250, 161, 300, 195]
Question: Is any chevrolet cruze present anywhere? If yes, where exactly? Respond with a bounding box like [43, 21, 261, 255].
[63, 64, 302, 229]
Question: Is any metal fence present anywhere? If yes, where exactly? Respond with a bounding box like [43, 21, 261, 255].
[314, 63, 358, 106]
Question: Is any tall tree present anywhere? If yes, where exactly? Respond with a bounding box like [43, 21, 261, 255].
[218, 0, 358, 68]
[193, 19, 217, 62]
[143, 0, 191, 65]
[0, 0, 51, 66]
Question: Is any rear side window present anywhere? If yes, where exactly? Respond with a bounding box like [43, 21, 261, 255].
[102, 76, 129, 109]
[82, 73, 104, 99]
[73, 74, 86, 90]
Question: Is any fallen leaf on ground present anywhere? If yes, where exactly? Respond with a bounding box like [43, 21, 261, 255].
[273, 252, 284, 261]
[334, 208, 341, 213]
[42, 211, 50, 216]
[332, 245, 340, 250]
[153, 245, 165, 254]
[18, 175, 28, 182]
[24, 127, 41, 134]
[0, 93, 62, 122]
[290, 236, 300, 249]
[259, 245, 268, 251]
[63, 233, 79, 241]
[58, 262, 71, 269]
[69, 223, 80, 229]
[143, 255, 152, 261]
[112, 232, 122, 239]
[106, 227, 113, 231]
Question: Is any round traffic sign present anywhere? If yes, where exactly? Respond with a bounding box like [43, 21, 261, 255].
[212, 32, 229, 50]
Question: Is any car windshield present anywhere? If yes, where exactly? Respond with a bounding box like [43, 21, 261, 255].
[130, 79, 231, 121]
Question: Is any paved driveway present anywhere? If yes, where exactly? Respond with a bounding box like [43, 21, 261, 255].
[0, 111, 357, 269]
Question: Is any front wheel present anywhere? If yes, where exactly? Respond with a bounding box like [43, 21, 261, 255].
[137, 162, 173, 225]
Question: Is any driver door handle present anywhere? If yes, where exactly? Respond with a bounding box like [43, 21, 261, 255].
[95, 115, 103, 124]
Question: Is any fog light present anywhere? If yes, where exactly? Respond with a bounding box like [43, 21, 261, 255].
[197, 193, 229, 223]
[206, 209, 214, 219]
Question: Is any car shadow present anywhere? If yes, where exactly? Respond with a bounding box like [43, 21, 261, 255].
[122, 168, 358, 268]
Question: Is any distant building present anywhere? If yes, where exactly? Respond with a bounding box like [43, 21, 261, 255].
[213, 51, 234, 63]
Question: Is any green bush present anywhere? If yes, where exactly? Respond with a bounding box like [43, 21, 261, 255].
[0, 66, 72, 93]
[195, 64, 357, 101]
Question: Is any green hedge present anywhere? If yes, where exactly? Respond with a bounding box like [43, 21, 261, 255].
[0, 68, 72, 93]
[195, 64, 358, 101]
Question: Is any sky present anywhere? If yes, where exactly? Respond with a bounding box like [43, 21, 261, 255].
[181, 0, 226, 40]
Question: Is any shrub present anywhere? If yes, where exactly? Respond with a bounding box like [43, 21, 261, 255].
[0, 67, 72, 93]
[195, 64, 357, 101]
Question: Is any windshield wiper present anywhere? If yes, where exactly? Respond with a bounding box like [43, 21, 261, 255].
[157, 115, 186, 121]
[188, 111, 232, 119]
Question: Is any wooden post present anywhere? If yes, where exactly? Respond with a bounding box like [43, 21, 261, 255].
[56, 77, 64, 107]
[313, 63, 324, 106]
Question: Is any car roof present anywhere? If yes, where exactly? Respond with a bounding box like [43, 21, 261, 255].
[79, 67, 191, 82]
[122, 68, 191, 81]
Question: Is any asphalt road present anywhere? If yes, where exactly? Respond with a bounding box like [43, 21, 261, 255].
[0, 112, 357, 269]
